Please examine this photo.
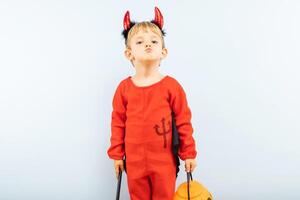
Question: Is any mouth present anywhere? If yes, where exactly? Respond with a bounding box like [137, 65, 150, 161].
[145, 48, 152, 53]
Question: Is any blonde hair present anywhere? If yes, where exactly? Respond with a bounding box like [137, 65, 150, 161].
[126, 21, 165, 48]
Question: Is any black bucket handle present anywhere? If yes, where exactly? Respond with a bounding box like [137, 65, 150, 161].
[187, 172, 193, 200]
[116, 170, 122, 200]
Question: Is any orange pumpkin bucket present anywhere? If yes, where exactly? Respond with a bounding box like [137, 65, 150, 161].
[173, 172, 213, 200]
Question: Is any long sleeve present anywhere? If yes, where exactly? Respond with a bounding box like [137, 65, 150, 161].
[107, 82, 127, 160]
[170, 81, 197, 160]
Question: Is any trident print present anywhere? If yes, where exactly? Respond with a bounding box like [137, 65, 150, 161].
[153, 117, 171, 148]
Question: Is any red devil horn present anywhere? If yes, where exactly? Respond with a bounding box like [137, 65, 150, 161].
[123, 11, 131, 30]
[154, 7, 164, 29]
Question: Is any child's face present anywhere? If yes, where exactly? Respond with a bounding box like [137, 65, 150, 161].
[125, 29, 168, 65]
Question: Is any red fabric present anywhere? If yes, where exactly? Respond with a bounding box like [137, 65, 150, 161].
[107, 75, 197, 198]
[127, 164, 176, 200]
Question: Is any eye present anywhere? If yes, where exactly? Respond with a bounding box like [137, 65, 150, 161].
[152, 40, 158, 44]
[136, 41, 143, 44]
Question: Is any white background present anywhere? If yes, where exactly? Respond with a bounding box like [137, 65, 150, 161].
[0, 1, 299, 199]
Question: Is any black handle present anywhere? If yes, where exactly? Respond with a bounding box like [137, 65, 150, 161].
[187, 172, 193, 200]
[116, 170, 122, 200]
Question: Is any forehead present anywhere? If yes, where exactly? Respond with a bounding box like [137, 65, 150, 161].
[131, 29, 161, 40]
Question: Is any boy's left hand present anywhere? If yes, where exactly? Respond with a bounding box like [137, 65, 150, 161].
[185, 159, 197, 173]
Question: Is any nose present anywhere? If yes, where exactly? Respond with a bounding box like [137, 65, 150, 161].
[145, 43, 151, 48]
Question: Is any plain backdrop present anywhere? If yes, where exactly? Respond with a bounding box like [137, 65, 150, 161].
[0, 1, 299, 199]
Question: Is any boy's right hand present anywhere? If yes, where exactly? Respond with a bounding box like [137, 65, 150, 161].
[114, 159, 124, 179]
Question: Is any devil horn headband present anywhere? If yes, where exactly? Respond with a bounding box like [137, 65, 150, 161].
[123, 11, 131, 31]
[122, 7, 166, 41]
[153, 7, 164, 29]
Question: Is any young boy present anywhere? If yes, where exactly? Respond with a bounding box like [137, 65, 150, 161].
[107, 7, 197, 200]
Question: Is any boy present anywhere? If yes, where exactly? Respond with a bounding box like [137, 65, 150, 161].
[107, 7, 197, 200]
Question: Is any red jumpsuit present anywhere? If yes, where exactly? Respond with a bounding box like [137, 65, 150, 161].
[107, 75, 197, 200]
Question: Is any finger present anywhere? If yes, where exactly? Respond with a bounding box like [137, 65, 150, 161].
[185, 162, 191, 172]
[115, 166, 120, 179]
[190, 163, 196, 172]
[120, 164, 124, 172]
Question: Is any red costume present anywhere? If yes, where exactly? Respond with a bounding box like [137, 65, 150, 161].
[107, 75, 197, 199]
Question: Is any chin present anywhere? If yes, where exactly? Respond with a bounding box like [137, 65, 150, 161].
[142, 56, 159, 61]
[142, 59, 158, 63]
[139, 59, 159, 64]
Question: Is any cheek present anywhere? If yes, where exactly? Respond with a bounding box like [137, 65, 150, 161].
[134, 48, 143, 55]
[131, 49, 139, 55]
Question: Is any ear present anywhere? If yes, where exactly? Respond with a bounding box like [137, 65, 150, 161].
[161, 47, 168, 59]
[124, 48, 134, 61]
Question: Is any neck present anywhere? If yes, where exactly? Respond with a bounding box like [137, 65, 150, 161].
[133, 60, 161, 78]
